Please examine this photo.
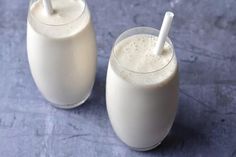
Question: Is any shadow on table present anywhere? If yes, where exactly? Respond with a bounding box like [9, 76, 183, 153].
[155, 121, 206, 152]
[143, 95, 210, 154]
[67, 68, 108, 118]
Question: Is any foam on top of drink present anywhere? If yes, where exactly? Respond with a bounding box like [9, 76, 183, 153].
[29, 0, 89, 37]
[31, 0, 85, 25]
[111, 34, 177, 85]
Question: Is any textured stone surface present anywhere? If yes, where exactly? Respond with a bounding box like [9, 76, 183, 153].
[0, 0, 236, 156]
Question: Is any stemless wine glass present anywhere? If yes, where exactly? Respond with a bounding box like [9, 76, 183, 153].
[27, 0, 97, 108]
[106, 27, 179, 151]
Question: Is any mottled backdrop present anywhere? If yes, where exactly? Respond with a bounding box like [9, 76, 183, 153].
[0, 0, 236, 156]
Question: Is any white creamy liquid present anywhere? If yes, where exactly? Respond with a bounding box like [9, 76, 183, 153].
[27, 0, 97, 108]
[106, 34, 178, 150]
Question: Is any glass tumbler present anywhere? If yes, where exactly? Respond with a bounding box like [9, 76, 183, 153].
[106, 27, 178, 151]
[27, 0, 97, 108]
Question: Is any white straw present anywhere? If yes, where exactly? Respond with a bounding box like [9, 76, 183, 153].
[155, 11, 174, 55]
[43, 0, 54, 15]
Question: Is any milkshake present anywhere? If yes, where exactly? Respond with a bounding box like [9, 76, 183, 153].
[106, 27, 178, 150]
[27, 0, 97, 108]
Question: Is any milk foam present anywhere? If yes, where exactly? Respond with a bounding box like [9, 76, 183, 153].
[29, 0, 89, 37]
[112, 34, 177, 85]
[31, 0, 85, 25]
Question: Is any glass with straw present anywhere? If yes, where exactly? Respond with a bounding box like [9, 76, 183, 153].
[27, 0, 97, 108]
[106, 12, 178, 151]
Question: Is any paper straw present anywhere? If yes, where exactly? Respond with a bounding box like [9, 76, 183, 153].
[155, 12, 174, 55]
[43, 0, 54, 15]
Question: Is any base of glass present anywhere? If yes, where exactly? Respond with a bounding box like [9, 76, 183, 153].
[129, 141, 161, 151]
[49, 91, 92, 109]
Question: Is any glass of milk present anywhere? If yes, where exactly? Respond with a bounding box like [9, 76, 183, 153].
[106, 27, 178, 151]
[27, 0, 97, 108]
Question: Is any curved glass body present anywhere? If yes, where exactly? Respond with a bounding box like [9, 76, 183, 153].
[106, 27, 179, 150]
[27, 0, 97, 108]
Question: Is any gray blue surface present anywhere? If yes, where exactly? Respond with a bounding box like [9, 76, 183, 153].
[0, 0, 236, 156]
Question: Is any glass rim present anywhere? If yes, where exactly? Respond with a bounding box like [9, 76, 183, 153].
[28, 0, 87, 26]
[111, 27, 175, 75]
